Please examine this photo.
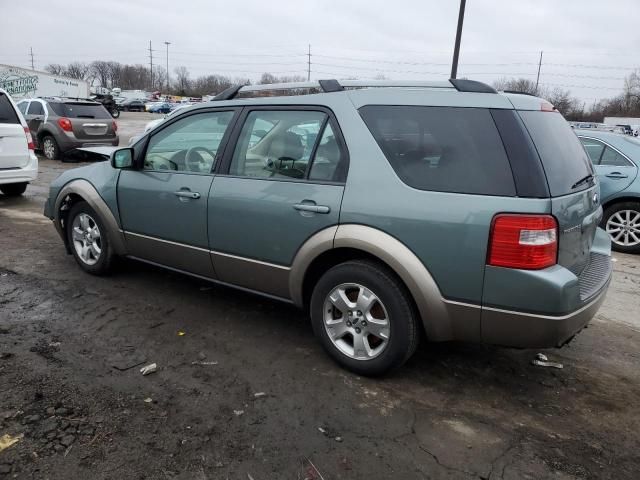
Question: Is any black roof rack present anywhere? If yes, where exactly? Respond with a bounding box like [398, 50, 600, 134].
[211, 78, 497, 101]
[502, 90, 538, 97]
[449, 79, 497, 94]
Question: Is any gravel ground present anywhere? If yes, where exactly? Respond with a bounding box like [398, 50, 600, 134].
[0, 112, 639, 479]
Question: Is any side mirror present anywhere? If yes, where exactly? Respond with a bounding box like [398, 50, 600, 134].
[111, 148, 134, 169]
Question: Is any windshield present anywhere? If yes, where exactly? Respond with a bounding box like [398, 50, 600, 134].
[519, 111, 593, 196]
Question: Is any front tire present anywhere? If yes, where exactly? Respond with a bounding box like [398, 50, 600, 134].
[0, 182, 27, 196]
[66, 201, 115, 275]
[42, 135, 60, 160]
[310, 260, 419, 376]
[603, 201, 640, 254]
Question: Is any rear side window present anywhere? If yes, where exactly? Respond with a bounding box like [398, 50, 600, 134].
[49, 102, 111, 119]
[519, 111, 593, 196]
[359, 106, 516, 196]
[0, 93, 19, 124]
[16, 101, 28, 115]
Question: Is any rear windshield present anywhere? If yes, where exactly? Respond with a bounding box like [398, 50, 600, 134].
[519, 111, 593, 196]
[0, 93, 20, 124]
[359, 105, 516, 196]
[49, 102, 111, 119]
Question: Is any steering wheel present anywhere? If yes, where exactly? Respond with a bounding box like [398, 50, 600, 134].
[185, 146, 215, 172]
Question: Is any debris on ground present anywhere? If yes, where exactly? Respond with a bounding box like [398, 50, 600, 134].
[140, 363, 157, 376]
[532, 353, 563, 369]
[253, 392, 266, 398]
[0, 433, 23, 453]
[191, 361, 218, 366]
[233, 410, 245, 416]
[177, 331, 186, 336]
[143, 397, 153, 403]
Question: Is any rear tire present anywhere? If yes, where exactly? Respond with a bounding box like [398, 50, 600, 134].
[310, 260, 419, 376]
[66, 201, 115, 275]
[603, 201, 640, 254]
[42, 135, 60, 160]
[0, 182, 27, 196]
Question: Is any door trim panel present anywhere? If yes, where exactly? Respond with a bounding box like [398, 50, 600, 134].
[124, 231, 216, 278]
[210, 251, 290, 299]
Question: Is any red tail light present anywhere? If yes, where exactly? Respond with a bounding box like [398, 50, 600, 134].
[488, 214, 558, 270]
[112, 121, 118, 132]
[58, 117, 73, 132]
[23, 127, 34, 150]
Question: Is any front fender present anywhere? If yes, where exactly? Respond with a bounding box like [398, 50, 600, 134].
[53, 179, 127, 255]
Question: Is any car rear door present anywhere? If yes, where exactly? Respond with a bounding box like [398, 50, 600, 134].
[59, 103, 116, 142]
[579, 136, 638, 202]
[208, 106, 348, 299]
[117, 107, 239, 277]
[0, 92, 30, 169]
[24, 100, 45, 141]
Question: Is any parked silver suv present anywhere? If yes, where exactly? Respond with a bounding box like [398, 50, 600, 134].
[16, 97, 119, 160]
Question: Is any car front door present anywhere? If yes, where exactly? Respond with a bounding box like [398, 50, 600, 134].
[117, 108, 238, 277]
[579, 136, 638, 201]
[208, 107, 349, 299]
[24, 100, 45, 144]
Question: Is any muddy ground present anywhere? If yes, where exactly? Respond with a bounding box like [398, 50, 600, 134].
[1, 112, 639, 479]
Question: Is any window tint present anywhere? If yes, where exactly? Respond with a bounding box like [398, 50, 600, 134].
[49, 102, 110, 119]
[600, 146, 631, 167]
[579, 137, 605, 164]
[27, 101, 44, 115]
[0, 93, 19, 124]
[230, 110, 326, 180]
[519, 111, 593, 196]
[144, 111, 234, 173]
[16, 101, 28, 115]
[309, 124, 346, 182]
[359, 105, 515, 196]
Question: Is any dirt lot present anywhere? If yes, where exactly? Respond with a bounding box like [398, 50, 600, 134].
[1, 112, 639, 479]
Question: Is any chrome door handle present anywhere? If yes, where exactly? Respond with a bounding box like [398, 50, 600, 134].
[293, 203, 330, 214]
[605, 172, 628, 179]
[174, 191, 201, 199]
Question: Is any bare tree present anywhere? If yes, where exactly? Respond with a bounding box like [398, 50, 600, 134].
[65, 62, 91, 80]
[44, 64, 66, 75]
[493, 77, 538, 95]
[174, 66, 191, 94]
[91, 61, 111, 87]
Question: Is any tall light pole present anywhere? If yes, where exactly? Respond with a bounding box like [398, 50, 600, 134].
[164, 41, 171, 92]
[450, 0, 467, 79]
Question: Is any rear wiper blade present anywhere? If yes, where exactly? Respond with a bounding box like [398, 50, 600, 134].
[571, 174, 594, 190]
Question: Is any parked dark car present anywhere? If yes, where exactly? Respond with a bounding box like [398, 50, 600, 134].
[118, 99, 146, 112]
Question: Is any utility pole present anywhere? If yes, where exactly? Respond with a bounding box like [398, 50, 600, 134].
[307, 44, 311, 81]
[164, 41, 171, 92]
[29, 47, 35, 70]
[535, 50, 543, 94]
[149, 41, 154, 90]
[450, 0, 466, 79]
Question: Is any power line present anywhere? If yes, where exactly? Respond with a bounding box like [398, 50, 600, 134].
[29, 47, 34, 70]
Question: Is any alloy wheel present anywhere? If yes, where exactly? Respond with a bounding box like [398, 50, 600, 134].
[43, 138, 56, 159]
[71, 213, 102, 265]
[606, 209, 640, 247]
[323, 283, 390, 361]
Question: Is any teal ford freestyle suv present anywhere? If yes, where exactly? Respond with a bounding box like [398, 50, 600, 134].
[44, 79, 612, 375]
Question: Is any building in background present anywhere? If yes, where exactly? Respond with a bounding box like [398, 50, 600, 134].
[0, 64, 89, 100]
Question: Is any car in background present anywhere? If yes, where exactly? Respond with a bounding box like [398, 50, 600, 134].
[118, 99, 146, 112]
[0, 88, 38, 196]
[578, 130, 640, 253]
[16, 97, 118, 160]
[147, 102, 172, 114]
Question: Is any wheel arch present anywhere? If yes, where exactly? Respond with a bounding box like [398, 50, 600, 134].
[290, 224, 465, 341]
[602, 194, 640, 213]
[53, 179, 126, 255]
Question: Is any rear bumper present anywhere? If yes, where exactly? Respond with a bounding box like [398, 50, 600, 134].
[0, 153, 38, 185]
[57, 134, 119, 153]
[481, 276, 610, 348]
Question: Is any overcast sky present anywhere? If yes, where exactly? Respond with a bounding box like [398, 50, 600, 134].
[1, 0, 638, 103]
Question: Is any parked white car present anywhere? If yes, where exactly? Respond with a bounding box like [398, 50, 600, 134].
[0, 88, 37, 196]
